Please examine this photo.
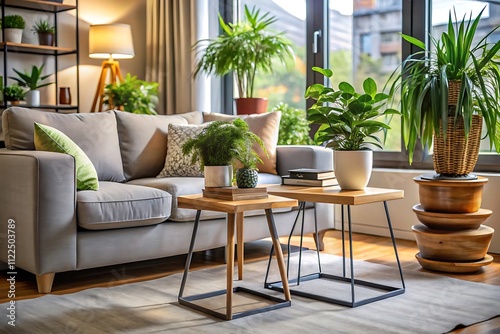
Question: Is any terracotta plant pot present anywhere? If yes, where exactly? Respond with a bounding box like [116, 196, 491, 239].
[412, 224, 494, 262]
[235, 98, 268, 115]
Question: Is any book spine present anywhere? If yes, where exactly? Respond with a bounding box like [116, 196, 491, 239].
[283, 178, 323, 186]
[289, 172, 321, 180]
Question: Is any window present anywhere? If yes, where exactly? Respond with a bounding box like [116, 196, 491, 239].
[360, 34, 372, 55]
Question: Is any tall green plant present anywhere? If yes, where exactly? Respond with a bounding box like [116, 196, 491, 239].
[193, 5, 294, 98]
[386, 7, 500, 163]
[10, 64, 53, 91]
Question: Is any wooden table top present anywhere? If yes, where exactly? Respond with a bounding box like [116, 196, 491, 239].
[266, 185, 404, 205]
[177, 194, 298, 213]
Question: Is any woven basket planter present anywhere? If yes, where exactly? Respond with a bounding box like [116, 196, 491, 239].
[433, 114, 482, 176]
[448, 80, 461, 106]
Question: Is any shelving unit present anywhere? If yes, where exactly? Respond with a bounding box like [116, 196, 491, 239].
[0, 0, 79, 112]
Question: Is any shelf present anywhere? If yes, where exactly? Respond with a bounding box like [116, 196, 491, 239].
[4, 104, 78, 110]
[3, 0, 76, 13]
[0, 42, 76, 55]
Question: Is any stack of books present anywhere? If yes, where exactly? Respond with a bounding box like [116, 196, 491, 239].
[281, 168, 337, 187]
[202, 186, 268, 201]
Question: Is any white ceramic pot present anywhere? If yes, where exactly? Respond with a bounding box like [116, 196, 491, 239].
[334, 150, 373, 190]
[4, 29, 23, 43]
[204, 165, 233, 188]
[26, 90, 40, 107]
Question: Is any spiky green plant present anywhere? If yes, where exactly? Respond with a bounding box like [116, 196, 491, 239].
[386, 7, 500, 164]
[182, 118, 265, 168]
[305, 67, 399, 150]
[193, 5, 294, 98]
[10, 64, 53, 91]
[32, 19, 55, 34]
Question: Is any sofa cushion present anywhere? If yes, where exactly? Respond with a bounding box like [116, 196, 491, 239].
[77, 181, 171, 230]
[203, 111, 281, 174]
[2, 107, 125, 182]
[157, 123, 205, 178]
[114, 111, 190, 180]
[34, 122, 99, 191]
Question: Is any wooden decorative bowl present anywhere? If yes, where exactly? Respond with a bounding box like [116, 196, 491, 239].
[413, 176, 488, 213]
[415, 253, 493, 273]
[412, 224, 494, 262]
[412, 204, 492, 230]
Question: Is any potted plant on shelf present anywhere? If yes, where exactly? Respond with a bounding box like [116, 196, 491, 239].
[305, 67, 399, 190]
[182, 119, 265, 188]
[193, 5, 294, 115]
[386, 7, 500, 178]
[103, 73, 159, 114]
[32, 19, 55, 46]
[10, 64, 54, 107]
[4, 85, 25, 105]
[4, 15, 25, 43]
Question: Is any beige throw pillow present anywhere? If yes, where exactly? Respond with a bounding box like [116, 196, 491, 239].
[202, 112, 281, 174]
[157, 123, 204, 178]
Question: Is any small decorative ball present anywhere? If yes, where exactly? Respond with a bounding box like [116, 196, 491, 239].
[236, 168, 258, 188]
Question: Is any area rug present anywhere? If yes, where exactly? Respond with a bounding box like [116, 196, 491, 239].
[2, 253, 499, 334]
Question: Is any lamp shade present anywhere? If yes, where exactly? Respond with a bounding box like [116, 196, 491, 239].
[89, 23, 135, 59]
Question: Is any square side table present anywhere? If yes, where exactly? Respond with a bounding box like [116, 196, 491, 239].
[265, 185, 405, 307]
[177, 194, 298, 320]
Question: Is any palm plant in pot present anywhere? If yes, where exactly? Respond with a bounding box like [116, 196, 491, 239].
[10, 64, 54, 107]
[386, 7, 500, 178]
[193, 5, 294, 115]
[305, 67, 399, 190]
[182, 119, 265, 188]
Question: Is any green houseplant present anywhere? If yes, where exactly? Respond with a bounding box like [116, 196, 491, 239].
[182, 119, 265, 188]
[386, 8, 500, 176]
[305, 67, 399, 189]
[32, 19, 55, 46]
[10, 64, 54, 106]
[193, 5, 294, 114]
[103, 73, 159, 115]
[4, 14, 25, 43]
[4, 85, 25, 104]
[271, 102, 313, 145]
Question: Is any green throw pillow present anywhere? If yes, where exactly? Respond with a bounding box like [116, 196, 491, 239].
[34, 122, 99, 191]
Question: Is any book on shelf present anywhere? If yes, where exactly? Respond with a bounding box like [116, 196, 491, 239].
[288, 168, 335, 180]
[281, 175, 338, 187]
[202, 186, 268, 201]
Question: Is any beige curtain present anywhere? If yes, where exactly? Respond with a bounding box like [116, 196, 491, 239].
[146, 0, 203, 115]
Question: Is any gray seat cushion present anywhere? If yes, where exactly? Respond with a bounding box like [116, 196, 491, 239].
[2, 107, 125, 182]
[77, 182, 171, 230]
[128, 173, 284, 222]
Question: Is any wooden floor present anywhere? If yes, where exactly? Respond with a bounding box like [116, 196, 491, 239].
[1, 230, 499, 333]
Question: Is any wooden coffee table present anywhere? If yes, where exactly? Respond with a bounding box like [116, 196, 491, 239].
[177, 194, 298, 320]
[264, 185, 405, 307]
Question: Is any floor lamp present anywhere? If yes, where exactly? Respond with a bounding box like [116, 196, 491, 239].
[89, 23, 135, 112]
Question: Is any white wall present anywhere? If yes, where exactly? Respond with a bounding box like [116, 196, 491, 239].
[344, 169, 500, 254]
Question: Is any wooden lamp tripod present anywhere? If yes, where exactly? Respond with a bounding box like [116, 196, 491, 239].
[88, 23, 134, 112]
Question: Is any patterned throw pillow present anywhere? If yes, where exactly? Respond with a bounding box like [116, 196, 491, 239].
[33, 122, 99, 191]
[157, 123, 204, 177]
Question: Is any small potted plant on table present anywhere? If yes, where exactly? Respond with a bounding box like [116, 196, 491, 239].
[305, 67, 399, 190]
[32, 19, 56, 46]
[182, 119, 265, 188]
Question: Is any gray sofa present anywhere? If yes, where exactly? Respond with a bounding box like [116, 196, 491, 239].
[0, 107, 334, 293]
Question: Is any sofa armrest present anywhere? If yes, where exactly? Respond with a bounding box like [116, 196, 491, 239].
[0, 150, 77, 275]
[276, 145, 333, 176]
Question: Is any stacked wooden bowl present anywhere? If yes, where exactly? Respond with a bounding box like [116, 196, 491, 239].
[412, 175, 494, 273]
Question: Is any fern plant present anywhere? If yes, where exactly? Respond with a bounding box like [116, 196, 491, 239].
[182, 119, 265, 168]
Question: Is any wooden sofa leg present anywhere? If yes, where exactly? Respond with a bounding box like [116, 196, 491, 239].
[313, 230, 327, 251]
[36, 273, 55, 293]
